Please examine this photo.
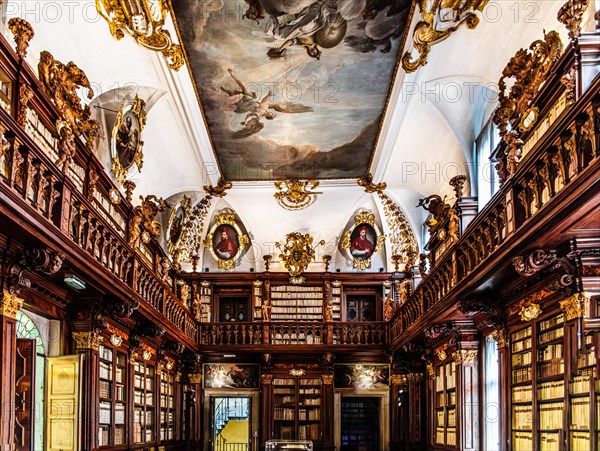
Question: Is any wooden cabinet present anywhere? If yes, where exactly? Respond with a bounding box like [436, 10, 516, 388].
[98, 344, 127, 447]
[434, 361, 457, 447]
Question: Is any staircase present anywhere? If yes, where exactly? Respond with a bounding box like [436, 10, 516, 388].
[214, 398, 250, 451]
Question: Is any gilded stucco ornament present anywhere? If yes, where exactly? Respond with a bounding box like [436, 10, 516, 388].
[129, 195, 170, 248]
[274, 179, 321, 210]
[453, 349, 478, 365]
[38, 51, 100, 150]
[357, 173, 386, 193]
[111, 96, 147, 185]
[96, 0, 184, 70]
[341, 211, 385, 270]
[276, 232, 325, 284]
[557, 0, 590, 39]
[519, 303, 542, 322]
[204, 178, 232, 198]
[379, 192, 419, 267]
[402, 0, 490, 73]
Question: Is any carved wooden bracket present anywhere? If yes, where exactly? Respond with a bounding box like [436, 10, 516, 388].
[4, 247, 65, 296]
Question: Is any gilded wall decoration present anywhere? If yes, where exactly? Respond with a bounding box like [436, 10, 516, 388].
[37, 51, 100, 150]
[96, 0, 184, 70]
[557, 0, 590, 39]
[166, 196, 191, 256]
[274, 179, 321, 210]
[203, 211, 249, 270]
[276, 232, 325, 284]
[175, 196, 212, 266]
[341, 212, 385, 270]
[358, 173, 387, 193]
[560, 291, 590, 320]
[519, 303, 542, 322]
[204, 178, 232, 198]
[378, 191, 419, 268]
[111, 96, 147, 184]
[402, 0, 490, 73]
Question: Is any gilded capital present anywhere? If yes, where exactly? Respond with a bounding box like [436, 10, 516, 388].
[390, 374, 405, 385]
[1, 290, 24, 319]
[72, 331, 103, 351]
[261, 374, 273, 384]
[560, 292, 590, 321]
[322, 374, 333, 385]
[188, 373, 202, 384]
[426, 362, 435, 380]
[453, 349, 478, 365]
[492, 328, 508, 349]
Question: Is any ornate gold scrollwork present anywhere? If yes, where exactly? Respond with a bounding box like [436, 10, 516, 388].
[492, 31, 563, 138]
[274, 179, 321, 210]
[203, 210, 249, 271]
[402, 0, 490, 73]
[38, 51, 100, 150]
[357, 173, 386, 193]
[341, 212, 385, 270]
[8, 17, 34, 58]
[129, 195, 170, 247]
[204, 178, 232, 198]
[96, 0, 184, 70]
[453, 349, 478, 365]
[378, 192, 419, 268]
[276, 232, 325, 284]
[557, 0, 590, 39]
[111, 96, 147, 184]
[519, 303, 542, 322]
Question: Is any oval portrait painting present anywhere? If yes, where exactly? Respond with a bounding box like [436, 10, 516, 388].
[115, 110, 141, 169]
[212, 224, 239, 260]
[349, 223, 377, 261]
[167, 206, 185, 246]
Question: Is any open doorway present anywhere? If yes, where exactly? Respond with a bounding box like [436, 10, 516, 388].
[211, 396, 251, 451]
[341, 397, 380, 451]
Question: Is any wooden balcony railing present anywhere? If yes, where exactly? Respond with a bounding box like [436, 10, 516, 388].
[390, 41, 600, 346]
[198, 321, 388, 347]
[0, 34, 197, 347]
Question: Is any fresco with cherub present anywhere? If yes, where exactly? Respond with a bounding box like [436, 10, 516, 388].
[172, 0, 412, 180]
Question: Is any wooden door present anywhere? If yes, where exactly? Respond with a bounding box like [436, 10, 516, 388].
[219, 297, 249, 322]
[346, 296, 376, 322]
[45, 354, 82, 451]
[15, 339, 36, 451]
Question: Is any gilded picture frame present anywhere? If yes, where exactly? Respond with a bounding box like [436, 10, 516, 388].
[341, 212, 385, 270]
[166, 196, 191, 256]
[111, 95, 147, 184]
[203, 212, 249, 270]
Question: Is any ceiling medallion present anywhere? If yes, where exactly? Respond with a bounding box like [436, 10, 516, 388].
[402, 0, 490, 73]
[341, 212, 385, 270]
[111, 95, 147, 185]
[203, 211, 250, 271]
[276, 232, 325, 284]
[96, 0, 184, 70]
[274, 179, 321, 210]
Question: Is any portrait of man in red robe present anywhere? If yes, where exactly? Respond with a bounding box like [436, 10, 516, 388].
[214, 226, 238, 260]
[350, 225, 375, 260]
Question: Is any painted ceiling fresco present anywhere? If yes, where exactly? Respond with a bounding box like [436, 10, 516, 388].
[172, 0, 413, 181]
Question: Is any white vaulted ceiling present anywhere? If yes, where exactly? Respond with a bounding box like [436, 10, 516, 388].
[2, 0, 595, 272]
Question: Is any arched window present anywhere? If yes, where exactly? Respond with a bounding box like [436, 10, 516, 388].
[16, 311, 46, 451]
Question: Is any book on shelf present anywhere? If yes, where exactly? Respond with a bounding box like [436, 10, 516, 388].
[512, 327, 532, 342]
[570, 373, 592, 395]
[538, 314, 565, 331]
[538, 328, 564, 345]
[569, 397, 590, 430]
[537, 381, 564, 400]
[436, 427, 445, 444]
[512, 432, 533, 449]
[537, 358, 564, 378]
[539, 432, 561, 451]
[512, 405, 533, 430]
[570, 431, 590, 449]
[512, 385, 533, 403]
[446, 428, 456, 446]
[538, 401, 563, 429]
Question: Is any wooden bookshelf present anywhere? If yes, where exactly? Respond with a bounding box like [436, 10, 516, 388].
[133, 360, 156, 444]
[0, 67, 11, 114]
[198, 283, 212, 322]
[98, 344, 127, 447]
[510, 326, 533, 448]
[434, 361, 457, 447]
[160, 369, 175, 441]
[273, 377, 322, 442]
[271, 285, 324, 322]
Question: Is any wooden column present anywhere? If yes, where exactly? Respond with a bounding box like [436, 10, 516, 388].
[454, 349, 479, 451]
[187, 372, 203, 449]
[260, 373, 273, 449]
[0, 291, 23, 451]
[389, 374, 403, 451]
[321, 374, 334, 451]
[71, 328, 102, 451]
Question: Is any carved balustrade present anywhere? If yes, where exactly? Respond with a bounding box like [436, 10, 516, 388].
[197, 321, 387, 347]
[0, 33, 196, 346]
[390, 41, 599, 343]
